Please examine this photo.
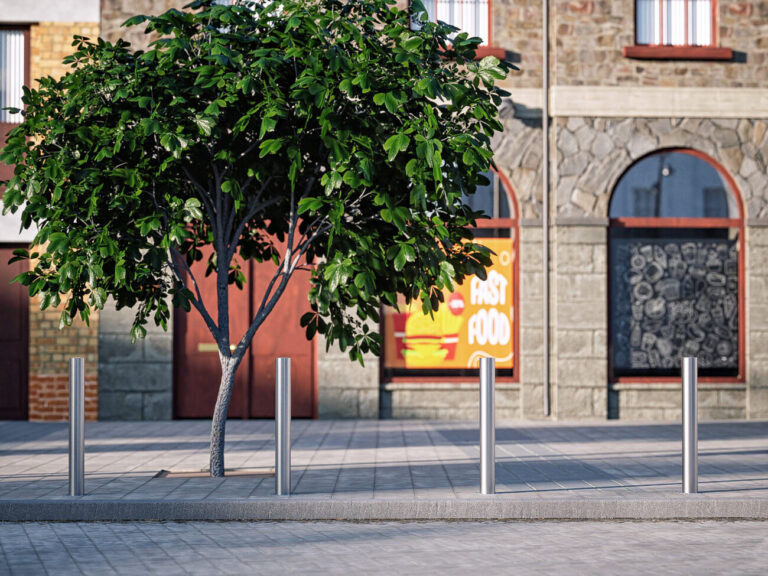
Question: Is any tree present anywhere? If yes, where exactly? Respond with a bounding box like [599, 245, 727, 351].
[1, 0, 511, 477]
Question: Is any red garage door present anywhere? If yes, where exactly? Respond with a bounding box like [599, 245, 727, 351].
[174, 249, 316, 419]
[0, 246, 28, 419]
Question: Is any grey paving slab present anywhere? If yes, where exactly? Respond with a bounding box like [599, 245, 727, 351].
[0, 419, 767, 520]
[1, 520, 766, 576]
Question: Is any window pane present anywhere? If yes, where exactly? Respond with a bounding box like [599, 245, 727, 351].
[431, 0, 489, 44]
[636, 0, 660, 44]
[0, 30, 24, 124]
[462, 170, 512, 219]
[689, 0, 712, 45]
[411, 0, 436, 30]
[611, 228, 739, 377]
[609, 152, 739, 219]
[665, 0, 686, 45]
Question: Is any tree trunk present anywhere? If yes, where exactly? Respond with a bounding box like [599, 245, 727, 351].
[209, 354, 238, 477]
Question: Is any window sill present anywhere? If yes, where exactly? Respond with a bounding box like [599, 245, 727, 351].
[622, 45, 733, 61]
[474, 46, 507, 60]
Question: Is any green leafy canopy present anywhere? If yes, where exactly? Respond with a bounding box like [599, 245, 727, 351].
[1, 0, 512, 362]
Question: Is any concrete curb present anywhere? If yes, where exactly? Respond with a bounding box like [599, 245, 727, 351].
[2, 498, 768, 522]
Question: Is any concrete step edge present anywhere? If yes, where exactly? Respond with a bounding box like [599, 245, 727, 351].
[1, 498, 767, 521]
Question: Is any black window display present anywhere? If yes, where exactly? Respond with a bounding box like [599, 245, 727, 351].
[609, 150, 741, 378]
[610, 229, 739, 377]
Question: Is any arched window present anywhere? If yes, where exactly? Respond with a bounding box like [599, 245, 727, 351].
[609, 149, 743, 380]
[382, 169, 518, 379]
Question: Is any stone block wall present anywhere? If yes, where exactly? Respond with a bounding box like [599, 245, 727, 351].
[518, 224, 547, 418]
[747, 226, 768, 418]
[317, 336, 379, 419]
[494, 107, 544, 220]
[552, 225, 608, 418]
[98, 303, 173, 420]
[383, 383, 521, 419]
[554, 0, 768, 87]
[611, 383, 747, 420]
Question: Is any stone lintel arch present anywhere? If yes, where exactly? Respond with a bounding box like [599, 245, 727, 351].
[554, 117, 767, 221]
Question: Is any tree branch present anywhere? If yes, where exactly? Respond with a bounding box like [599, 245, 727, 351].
[226, 195, 280, 264]
[169, 246, 219, 340]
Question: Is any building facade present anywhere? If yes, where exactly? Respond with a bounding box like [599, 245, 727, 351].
[1, 0, 767, 421]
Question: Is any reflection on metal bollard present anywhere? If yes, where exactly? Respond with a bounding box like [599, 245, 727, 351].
[682, 356, 698, 494]
[480, 357, 495, 495]
[276, 357, 291, 496]
[69, 358, 85, 497]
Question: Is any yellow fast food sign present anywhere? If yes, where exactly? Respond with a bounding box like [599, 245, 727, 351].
[383, 237, 514, 370]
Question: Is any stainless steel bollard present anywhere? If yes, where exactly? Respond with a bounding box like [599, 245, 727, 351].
[480, 357, 496, 495]
[69, 358, 85, 497]
[682, 356, 698, 494]
[275, 357, 291, 496]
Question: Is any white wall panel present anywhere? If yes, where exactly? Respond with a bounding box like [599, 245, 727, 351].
[0, 0, 99, 23]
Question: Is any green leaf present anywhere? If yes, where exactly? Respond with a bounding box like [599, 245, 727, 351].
[298, 197, 323, 214]
[383, 133, 410, 162]
[47, 232, 69, 254]
[115, 262, 126, 283]
[259, 116, 278, 139]
[194, 115, 215, 136]
[393, 245, 407, 271]
[184, 198, 203, 221]
[92, 287, 107, 308]
[259, 139, 283, 157]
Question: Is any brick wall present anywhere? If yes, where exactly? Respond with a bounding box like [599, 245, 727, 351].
[493, 0, 543, 88]
[101, 0, 187, 48]
[30, 22, 100, 83]
[28, 295, 99, 421]
[554, 0, 768, 88]
[26, 21, 101, 421]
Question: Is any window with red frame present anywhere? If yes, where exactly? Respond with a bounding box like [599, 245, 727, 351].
[636, 0, 712, 46]
[412, 0, 490, 46]
[608, 150, 743, 380]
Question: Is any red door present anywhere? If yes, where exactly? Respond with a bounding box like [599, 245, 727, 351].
[0, 246, 29, 419]
[0, 123, 15, 183]
[174, 251, 316, 419]
[248, 264, 316, 418]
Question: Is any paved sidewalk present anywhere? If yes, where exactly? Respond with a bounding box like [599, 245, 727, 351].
[1, 419, 767, 520]
[2, 520, 767, 575]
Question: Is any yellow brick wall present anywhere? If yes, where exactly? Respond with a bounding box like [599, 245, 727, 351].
[27, 21, 101, 421]
[30, 22, 100, 85]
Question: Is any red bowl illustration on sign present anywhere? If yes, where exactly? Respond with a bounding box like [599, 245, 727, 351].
[448, 292, 465, 316]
